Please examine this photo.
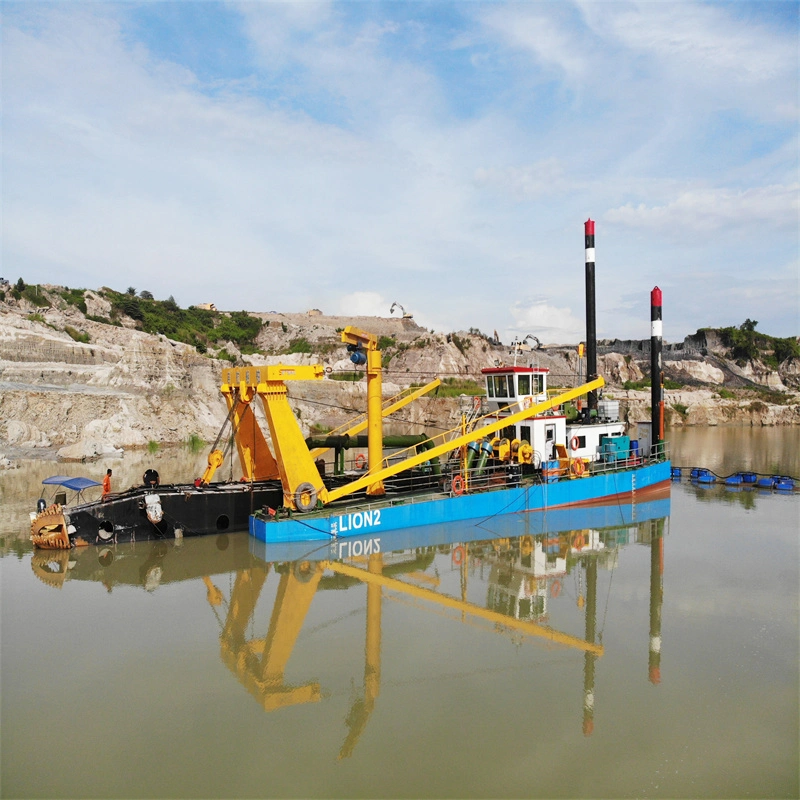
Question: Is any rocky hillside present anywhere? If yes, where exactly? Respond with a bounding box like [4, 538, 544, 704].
[1, 282, 798, 465]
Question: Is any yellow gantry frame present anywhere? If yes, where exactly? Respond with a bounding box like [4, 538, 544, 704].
[209, 341, 603, 512]
[340, 326, 385, 496]
[210, 363, 440, 510]
[201, 380, 280, 485]
[231, 364, 330, 509]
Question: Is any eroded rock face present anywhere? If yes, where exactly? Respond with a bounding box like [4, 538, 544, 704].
[0, 291, 797, 465]
[599, 353, 645, 385]
[615, 389, 800, 427]
[666, 359, 725, 385]
[0, 301, 227, 458]
[779, 358, 800, 389]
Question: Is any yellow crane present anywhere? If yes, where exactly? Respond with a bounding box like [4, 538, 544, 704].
[200, 328, 604, 511]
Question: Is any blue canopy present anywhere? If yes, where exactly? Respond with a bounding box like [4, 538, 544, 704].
[42, 476, 102, 491]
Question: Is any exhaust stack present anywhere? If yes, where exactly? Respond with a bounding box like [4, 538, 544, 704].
[584, 219, 598, 413]
[650, 286, 664, 451]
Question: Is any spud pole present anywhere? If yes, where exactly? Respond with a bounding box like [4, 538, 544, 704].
[650, 286, 664, 452]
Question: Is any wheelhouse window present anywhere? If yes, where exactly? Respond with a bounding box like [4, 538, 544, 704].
[486, 378, 495, 398]
[518, 375, 530, 395]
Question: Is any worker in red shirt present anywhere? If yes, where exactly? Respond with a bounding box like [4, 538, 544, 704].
[102, 468, 112, 499]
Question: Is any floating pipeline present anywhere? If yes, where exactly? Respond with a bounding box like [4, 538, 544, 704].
[671, 467, 798, 493]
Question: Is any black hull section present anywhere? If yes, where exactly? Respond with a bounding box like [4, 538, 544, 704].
[59, 467, 445, 548]
[66, 481, 285, 546]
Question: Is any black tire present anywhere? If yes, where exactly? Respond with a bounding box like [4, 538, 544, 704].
[294, 482, 318, 512]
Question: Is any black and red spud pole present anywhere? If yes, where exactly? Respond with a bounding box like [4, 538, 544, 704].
[650, 286, 664, 452]
[584, 219, 598, 414]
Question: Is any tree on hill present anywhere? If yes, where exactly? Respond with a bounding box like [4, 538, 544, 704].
[717, 320, 799, 367]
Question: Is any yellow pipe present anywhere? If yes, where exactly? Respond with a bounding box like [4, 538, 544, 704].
[325, 560, 603, 655]
[325, 377, 605, 504]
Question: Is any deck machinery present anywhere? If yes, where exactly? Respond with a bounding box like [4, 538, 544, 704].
[211, 326, 606, 516]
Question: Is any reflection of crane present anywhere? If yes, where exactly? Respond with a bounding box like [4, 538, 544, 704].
[203, 534, 606, 757]
[390, 302, 413, 319]
[215, 563, 323, 712]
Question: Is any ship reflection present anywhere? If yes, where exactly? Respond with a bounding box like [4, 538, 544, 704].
[30, 494, 668, 756]
[213, 494, 670, 755]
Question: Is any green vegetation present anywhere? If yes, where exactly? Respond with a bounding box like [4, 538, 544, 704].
[329, 371, 363, 381]
[64, 325, 90, 343]
[60, 288, 87, 314]
[411, 377, 485, 397]
[671, 403, 689, 417]
[147, 440, 159, 454]
[28, 313, 47, 325]
[20, 284, 51, 308]
[450, 333, 471, 355]
[286, 336, 313, 354]
[622, 378, 683, 390]
[716, 388, 735, 399]
[377, 335, 396, 350]
[380, 339, 413, 368]
[772, 337, 800, 365]
[707, 320, 800, 368]
[316, 341, 339, 356]
[86, 314, 119, 326]
[214, 311, 263, 352]
[752, 386, 795, 406]
[185, 433, 205, 453]
[102, 289, 263, 354]
[468, 327, 495, 343]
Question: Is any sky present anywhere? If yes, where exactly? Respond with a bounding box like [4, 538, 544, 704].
[2, 1, 798, 344]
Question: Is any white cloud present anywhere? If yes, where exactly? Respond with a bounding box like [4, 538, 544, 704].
[2, 2, 797, 342]
[506, 300, 586, 345]
[588, 2, 797, 89]
[605, 184, 800, 234]
[336, 291, 388, 317]
[474, 158, 568, 200]
[480, 4, 588, 82]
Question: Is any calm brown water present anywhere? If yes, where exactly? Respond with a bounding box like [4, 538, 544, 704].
[1, 428, 798, 799]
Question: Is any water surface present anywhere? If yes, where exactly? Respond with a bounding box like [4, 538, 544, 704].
[1, 428, 798, 798]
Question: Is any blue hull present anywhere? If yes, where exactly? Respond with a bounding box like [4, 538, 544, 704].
[249, 460, 671, 545]
[250, 491, 671, 564]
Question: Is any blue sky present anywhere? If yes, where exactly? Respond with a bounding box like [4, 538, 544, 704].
[2, 1, 798, 343]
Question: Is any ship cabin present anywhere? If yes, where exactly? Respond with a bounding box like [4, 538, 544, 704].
[482, 366, 565, 464]
[481, 366, 627, 465]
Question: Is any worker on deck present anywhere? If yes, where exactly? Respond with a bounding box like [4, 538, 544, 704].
[102, 468, 112, 499]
